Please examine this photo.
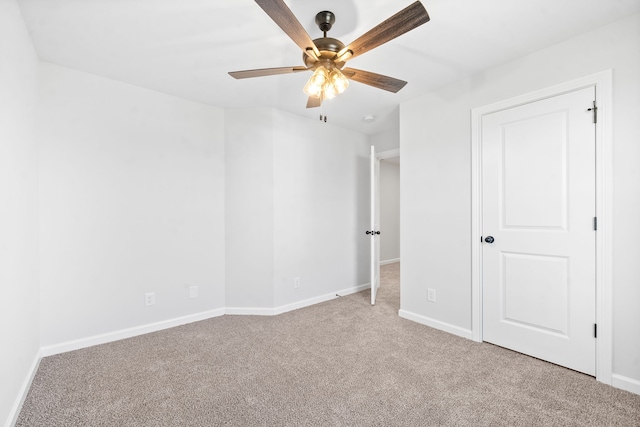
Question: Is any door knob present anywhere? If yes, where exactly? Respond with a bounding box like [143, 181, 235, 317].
[484, 236, 495, 244]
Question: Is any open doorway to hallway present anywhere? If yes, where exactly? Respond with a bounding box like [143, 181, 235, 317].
[378, 150, 400, 311]
[379, 153, 400, 266]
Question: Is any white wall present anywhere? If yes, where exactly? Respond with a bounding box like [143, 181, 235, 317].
[225, 108, 370, 310]
[380, 160, 400, 263]
[37, 63, 226, 347]
[400, 14, 640, 389]
[273, 109, 369, 307]
[0, 0, 41, 424]
[370, 127, 400, 152]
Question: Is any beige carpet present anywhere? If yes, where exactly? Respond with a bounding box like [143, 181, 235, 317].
[16, 262, 640, 426]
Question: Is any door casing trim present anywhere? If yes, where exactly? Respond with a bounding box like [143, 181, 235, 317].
[470, 70, 613, 384]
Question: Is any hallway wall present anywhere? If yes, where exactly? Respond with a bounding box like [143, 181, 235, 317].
[380, 160, 400, 263]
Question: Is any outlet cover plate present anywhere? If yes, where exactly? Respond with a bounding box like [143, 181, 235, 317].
[144, 292, 156, 307]
[189, 285, 198, 299]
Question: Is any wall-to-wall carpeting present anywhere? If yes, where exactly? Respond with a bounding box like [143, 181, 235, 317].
[16, 263, 640, 426]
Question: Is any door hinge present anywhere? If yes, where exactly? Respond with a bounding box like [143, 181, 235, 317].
[593, 217, 598, 231]
[587, 100, 598, 123]
[594, 323, 597, 338]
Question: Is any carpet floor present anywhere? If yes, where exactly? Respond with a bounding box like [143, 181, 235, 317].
[16, 262, 640, 426]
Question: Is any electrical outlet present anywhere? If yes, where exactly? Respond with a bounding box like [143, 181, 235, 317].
[427, 288, 436, 303]
[294, 277, 301, 289]
[189, 285, 198, 299]
[144, 292, 155, 307]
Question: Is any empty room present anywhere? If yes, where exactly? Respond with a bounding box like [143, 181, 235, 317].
[2, 0, 640, 425]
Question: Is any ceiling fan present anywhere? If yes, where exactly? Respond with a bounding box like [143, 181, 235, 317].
[229, 0, 430, 109]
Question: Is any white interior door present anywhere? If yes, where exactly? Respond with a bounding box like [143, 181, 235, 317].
[482, 86, 596, 375]
[370, 146, 381, 305]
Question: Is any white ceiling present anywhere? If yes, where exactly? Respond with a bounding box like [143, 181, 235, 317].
[17, 0, 640, 135]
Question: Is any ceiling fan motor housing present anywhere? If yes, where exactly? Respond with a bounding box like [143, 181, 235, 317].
[303, 37, 346, 69]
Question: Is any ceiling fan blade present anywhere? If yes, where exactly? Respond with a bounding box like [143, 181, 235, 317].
[306, 96, 322, 109]
[229, 66, 308, 79]
[255, 0, 320, 59]
[339, 1, 429, 61]
[342, 68, 408, 93]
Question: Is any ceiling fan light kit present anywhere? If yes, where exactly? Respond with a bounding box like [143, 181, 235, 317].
[229, 0, 430, 110]
[303, 66, 349, 100]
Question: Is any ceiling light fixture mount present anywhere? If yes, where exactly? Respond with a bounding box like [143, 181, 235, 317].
[315, 10, 335, 36]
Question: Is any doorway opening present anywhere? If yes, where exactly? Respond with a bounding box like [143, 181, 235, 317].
[373, 148, 400, 309]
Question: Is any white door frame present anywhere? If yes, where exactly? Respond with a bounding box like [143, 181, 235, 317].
[370, 146, 380, 305]
[470, 70, 613, 384]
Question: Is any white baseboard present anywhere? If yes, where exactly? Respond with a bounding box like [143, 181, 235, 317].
[225, 307, 276, 316]
[277, 283, 369, 314]
[612, 373, 640, 396]
[273, 293, 340, 316]
[335, 283, 370, 297]
[227, 283, 370, 316]
[380, 258, 400, 266]
[398, 309, 473, 340]
[5, 351, 41, 427]
[40, 308, 226, 357]
[41, 283, 371, 355]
